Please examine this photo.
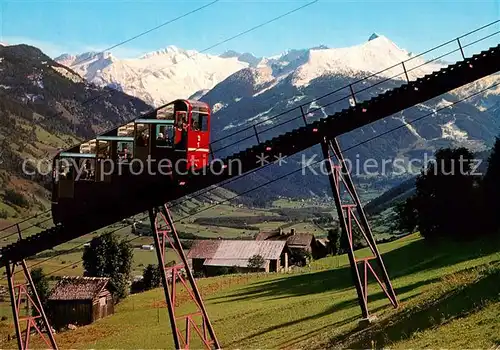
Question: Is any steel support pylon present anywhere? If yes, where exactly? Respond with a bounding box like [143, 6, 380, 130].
[321, 137, 399, 320]
[5, 260, 58, 350]
[148, 204, 220, 350]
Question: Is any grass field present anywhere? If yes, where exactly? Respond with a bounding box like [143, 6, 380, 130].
[1, 233, 498, 349]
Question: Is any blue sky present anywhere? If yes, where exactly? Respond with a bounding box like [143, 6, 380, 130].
[0, 0, 499, 59]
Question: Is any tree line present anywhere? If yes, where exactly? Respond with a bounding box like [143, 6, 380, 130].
[394, 138, 500, 240]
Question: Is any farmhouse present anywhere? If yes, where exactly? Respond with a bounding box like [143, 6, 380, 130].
[255, 228, 327, 259]
[47, 276, 114, 330]
[187, 240, 290, 276]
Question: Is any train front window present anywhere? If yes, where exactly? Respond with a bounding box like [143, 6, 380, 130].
[175, 111, 188, 129]
[155, 125, 174, 148]
[191, 112, 208, 132]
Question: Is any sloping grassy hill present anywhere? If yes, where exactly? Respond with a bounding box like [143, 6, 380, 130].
[1, 233, 499, 349]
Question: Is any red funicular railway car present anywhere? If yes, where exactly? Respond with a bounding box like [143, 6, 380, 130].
[51, 99, 211, 229]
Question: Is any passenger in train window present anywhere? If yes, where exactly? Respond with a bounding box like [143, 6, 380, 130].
[81, 160, 91, 180]
[124, 145, 131, 161]
[192, 119, 200, 131]
[138, 132, 149, 147]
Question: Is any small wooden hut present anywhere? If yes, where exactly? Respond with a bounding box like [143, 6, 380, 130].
[47, 276, 114, 329]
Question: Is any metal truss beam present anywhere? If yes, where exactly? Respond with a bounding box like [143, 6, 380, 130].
[149, 205, 220, 349]
[6, 259, 58, 350]
[321, 136, 399, 320]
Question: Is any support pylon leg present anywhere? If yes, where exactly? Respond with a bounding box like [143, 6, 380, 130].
[5, 260, 58, 350]
[321, 136, 399, 320]
[149, 204, 221, 349]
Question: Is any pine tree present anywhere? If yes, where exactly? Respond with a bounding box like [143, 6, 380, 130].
[403, 147, 479, 240]
[327, 226, 341, 255]
[142, 264, 161, 290]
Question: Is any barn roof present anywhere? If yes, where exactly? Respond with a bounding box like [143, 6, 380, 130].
[187, 240, 287, 267]
[48, 276, 110, 301]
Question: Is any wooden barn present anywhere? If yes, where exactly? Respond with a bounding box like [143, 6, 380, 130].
[47, 276, 114, 330]
[187, 240, 290, 276]
[256, 228, 327, 260]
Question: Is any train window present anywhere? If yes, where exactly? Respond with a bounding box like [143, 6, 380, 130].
[175, 112, 188, 149]
[136, 124, 150, 147]
[191, 112, 208, 132]
[57, 159, 73, 180]
[58, 159, 75, 198]
[157, 104, 175, 120]
[77, 158, 95, 181]
[155, 125, 174, 148]
[118, 141, 133, 162]
[97, 140, 110, 158]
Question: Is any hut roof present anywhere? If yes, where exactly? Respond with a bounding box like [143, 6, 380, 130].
[48, 276, 110, 301]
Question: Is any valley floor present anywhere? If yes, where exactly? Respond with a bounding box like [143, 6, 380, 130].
[1, 232, 499, 349]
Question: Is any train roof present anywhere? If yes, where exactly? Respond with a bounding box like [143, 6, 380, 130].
[155, 99, 209, 112]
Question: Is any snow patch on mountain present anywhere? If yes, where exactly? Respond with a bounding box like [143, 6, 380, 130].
[286, 95, 307, 107]
[436, 98, 454, 109]
[441, 119, 468, 142]
[394, 114, 424, 140]
[212, 102, 226, 114]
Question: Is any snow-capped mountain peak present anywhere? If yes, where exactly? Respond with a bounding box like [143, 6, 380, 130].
[56, 45, 250, 106]
[139, 45, 192, 59]
[54, 51, 111, 67]
[368, 33, 380, 41]
[291, 34, 444, 86]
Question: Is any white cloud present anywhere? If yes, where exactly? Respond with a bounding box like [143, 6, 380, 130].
[1, 36, 148, 59]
